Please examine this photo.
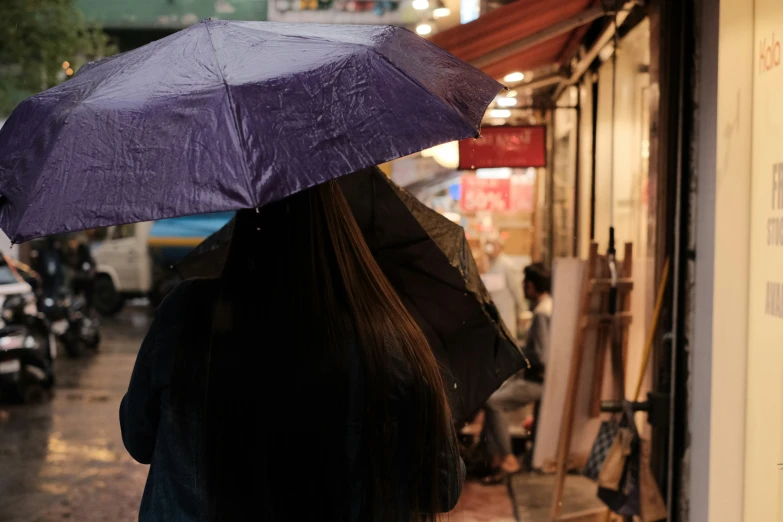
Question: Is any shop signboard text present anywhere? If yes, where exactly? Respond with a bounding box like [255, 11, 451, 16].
[458, 126, 547, 170]
[759, 33, 782, 74]
[460, 174, 534, 213]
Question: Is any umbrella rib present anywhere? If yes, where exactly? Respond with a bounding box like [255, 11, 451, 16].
[203, 22, 257, 207]
[371, 237, 431, 254]
[391, 262, 475, 296]
[370, 39, 489, 137]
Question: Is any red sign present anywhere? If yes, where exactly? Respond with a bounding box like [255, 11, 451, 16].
[760, 34, 782, 74]
[459, 125, 547, 170]
[460, 176, 510, 213]
[509, 175, 534, 212]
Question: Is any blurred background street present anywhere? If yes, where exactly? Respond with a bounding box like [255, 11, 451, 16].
[0, 0, 763, 520]
[0, 306, 152, 522]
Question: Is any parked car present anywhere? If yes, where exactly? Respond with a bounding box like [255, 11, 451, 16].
[0, 256, 55, 402]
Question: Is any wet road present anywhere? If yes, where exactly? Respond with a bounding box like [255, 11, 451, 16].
[0, 307, 151, 522]
[0, 305, 513, 522]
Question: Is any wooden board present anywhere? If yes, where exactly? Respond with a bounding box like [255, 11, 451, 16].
[533, 257, 602, 469]
[547, 243, 635, 521]
[532, 255, 624, 470]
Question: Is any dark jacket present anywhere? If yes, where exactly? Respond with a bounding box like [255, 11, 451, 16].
[120, 279, 465, 521]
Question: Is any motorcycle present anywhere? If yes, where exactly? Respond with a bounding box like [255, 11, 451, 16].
[1, 292, 57, 363]
[0, 324, 54, 403]
[38, 292, 100, 358]
[23, 241, 101, 359]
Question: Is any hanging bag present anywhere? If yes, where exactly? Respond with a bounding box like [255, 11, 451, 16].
[591, 260, 671, 521]
[582, 416, 621, 481]
[597, 401, 638, 492]
[639, 437, 667, 521]
[597, 426, 635, 490]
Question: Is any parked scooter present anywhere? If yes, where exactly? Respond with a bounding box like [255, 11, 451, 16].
[26, 238, 101, 358]
[0, 324, 54, 403]
[1, 292, 56, 363]
[0, 254, 56, 401]
[38, 291, 100, 358]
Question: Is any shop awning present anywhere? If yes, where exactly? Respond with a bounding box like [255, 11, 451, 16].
[430, 0, 603, 82]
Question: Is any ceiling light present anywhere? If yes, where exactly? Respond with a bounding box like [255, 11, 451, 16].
[477, 168, 512, 179]
[412, 0, 429, 10]
[489, 109, 511, 119]
[421, 141, 459, 169]
[433, 0, 450, 17]
[506, 90, 517, 98]
[503, 72, 524, 83]
[496, 97, 517, 108]
[415, 23, 432, 35]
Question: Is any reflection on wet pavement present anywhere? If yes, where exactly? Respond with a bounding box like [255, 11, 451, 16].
[0, 305, 511, 522]
[0, 307, 151, 522]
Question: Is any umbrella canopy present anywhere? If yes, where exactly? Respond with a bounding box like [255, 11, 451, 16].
[177, 167, 527, 425]
[0, 20, 502, 243]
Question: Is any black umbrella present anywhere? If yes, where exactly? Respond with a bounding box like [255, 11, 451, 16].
[177, 167, 526, 425]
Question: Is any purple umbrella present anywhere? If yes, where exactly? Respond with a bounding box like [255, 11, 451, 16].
[0, 20, 501, 243]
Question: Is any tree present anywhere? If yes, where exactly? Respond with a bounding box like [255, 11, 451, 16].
[0, 0, 115, 116]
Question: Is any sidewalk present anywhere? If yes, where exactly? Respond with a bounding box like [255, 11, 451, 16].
[510, 473, 603, 522]
[0, 307, 526, 522]
[449, 481, 516, 522]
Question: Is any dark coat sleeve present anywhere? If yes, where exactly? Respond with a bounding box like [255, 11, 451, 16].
[119, 314, 161, 465]
[119, 280, 199, 464]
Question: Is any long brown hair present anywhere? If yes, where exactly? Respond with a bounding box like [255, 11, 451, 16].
[171, 181, 455, 521]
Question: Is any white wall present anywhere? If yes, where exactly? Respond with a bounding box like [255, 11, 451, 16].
[745, 1, 783, 519]
[577, 76, 594, 260]
[692, 0, 753, 520]
[590, 20, 653, 405]
[593, 19, 650, 257]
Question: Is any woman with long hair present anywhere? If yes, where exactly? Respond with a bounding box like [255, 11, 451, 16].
[120, 180, 464, 521]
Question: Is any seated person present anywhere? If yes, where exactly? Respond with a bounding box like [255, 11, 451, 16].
[481, 262, 552, 484]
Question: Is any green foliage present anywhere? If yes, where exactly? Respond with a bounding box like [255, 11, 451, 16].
[0, 0, 116, 116]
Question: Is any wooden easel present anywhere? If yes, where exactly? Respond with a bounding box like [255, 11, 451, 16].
[548, 242, 634, 522]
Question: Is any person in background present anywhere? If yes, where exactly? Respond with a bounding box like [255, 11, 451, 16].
[32, 236, 67, 298]
[484, 235, 527, 337]
[481, 262, 552, 484]
[66, 232, 96, 308]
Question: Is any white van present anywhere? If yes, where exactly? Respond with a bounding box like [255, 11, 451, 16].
[91, 213, 233, 315]
[91, 222, 156, 315]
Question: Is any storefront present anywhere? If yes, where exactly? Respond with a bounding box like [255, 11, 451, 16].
[418, 2, 688, 518]
[426, 0, 659, 366]
[387, 135, 544, 338]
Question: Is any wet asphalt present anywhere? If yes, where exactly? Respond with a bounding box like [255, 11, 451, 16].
[0, 306, 516, 522]
[0, 306, 152, 522]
